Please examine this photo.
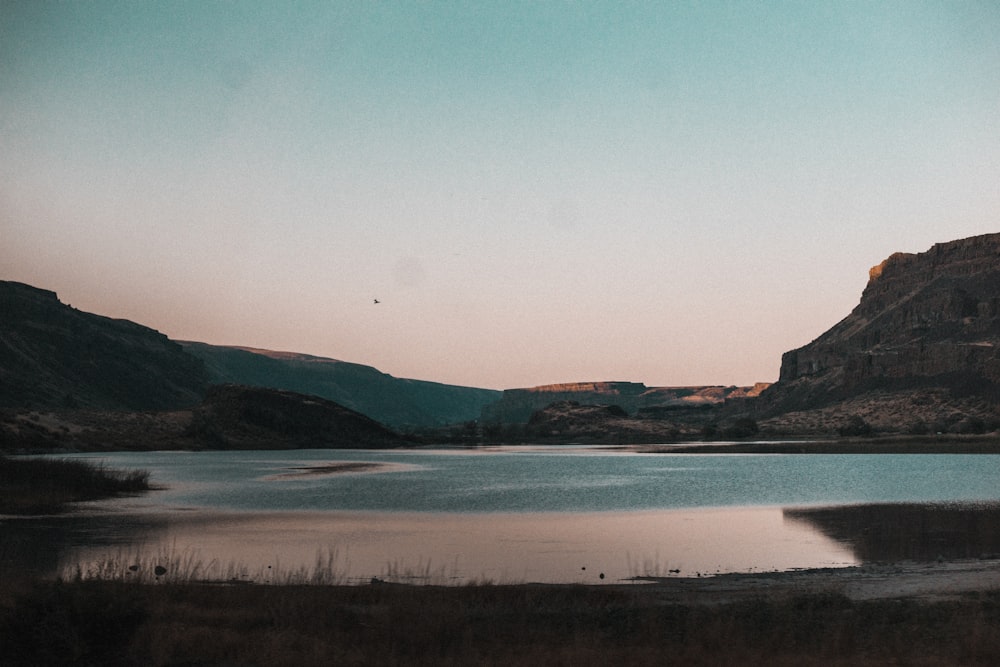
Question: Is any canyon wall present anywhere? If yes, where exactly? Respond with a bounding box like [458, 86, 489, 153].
[765, 233, 1000, 416]
[481, 382, 767, 424]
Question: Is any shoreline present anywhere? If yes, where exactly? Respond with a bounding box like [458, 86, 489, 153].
[617, 557, 1000, 604]
[7, 423, 1000, 455]
[5, 556, 1000, 665]
[634, 435, 1000, 454]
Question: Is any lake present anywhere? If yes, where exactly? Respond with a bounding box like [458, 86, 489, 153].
[4, 446, 1000, 584]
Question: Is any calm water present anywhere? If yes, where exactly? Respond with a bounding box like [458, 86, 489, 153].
[60, 447, 1000, 511]
[5, 447, 1000, 584]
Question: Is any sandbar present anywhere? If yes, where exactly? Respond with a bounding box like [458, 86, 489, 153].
[264, 461, 412, 480]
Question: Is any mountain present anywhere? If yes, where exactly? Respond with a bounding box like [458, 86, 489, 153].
[0, 280, 499, 429]
[10, 228, 1000, 445]
[0, 281, 206, 410]
[180, 343, 501, 430]
[760, 233, 1000, 434]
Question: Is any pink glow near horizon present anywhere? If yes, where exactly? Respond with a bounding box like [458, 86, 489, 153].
[2, 2, 998, 390]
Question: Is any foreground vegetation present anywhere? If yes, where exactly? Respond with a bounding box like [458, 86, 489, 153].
[0, 455, 150, 514]
[1, 577, 999, 666]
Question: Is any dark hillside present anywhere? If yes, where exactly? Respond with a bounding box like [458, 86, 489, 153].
[1, 384, 409, 452]
[188, 384, 407, 449]
[0, 281, 206, 410]
[182, 342, 500, 429]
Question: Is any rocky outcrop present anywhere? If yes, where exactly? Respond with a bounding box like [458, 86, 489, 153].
[522, 401, 676, 443]
[517, 399, 762, 443]
[762, 233, 1000, 427]
[0, 281, 207, 410]
[481, 382, 767, 424]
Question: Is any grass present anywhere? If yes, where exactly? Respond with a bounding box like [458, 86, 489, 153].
[0, 455, 150, 514]
[64, 547, 357, 586]
[2, 576, 1000, 665]
[3, 553, 999, 665]
[62, 548, 484, 588]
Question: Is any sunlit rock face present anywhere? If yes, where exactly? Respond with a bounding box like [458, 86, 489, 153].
[766, 233, 1000, 420]
[480, 382, 767, 425]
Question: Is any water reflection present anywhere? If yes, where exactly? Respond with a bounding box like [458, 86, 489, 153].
[10, 449, 1000, 583]
[784, 502, 1000, 563]
[4, 506, 857, 584]
[10, 502, 1000, 584]
[0, 512, 168, 579]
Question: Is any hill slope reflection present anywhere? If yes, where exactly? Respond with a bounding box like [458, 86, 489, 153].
[785, 503, 1000, 563]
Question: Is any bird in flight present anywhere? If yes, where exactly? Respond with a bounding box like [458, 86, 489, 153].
[373, 299, 380, 304]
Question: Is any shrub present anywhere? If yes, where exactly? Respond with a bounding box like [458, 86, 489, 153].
[838, 415, 872, 437]
[723, 417, 759, 439]
[953, 417, 986, 435]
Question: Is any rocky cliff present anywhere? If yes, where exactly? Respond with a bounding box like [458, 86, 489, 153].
[481, 381, 767, 424]
[762, 233, 1000, 432]
[522, 401, 659, 443]
[0, 281, 206, 410]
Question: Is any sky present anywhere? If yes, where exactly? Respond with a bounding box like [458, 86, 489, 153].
[2, 1, 998, 390]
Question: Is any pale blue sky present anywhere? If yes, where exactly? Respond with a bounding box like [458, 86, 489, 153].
[2, 1, 998, 389]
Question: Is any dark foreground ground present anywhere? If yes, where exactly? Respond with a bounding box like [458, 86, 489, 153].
[3, 559, 1000, 666]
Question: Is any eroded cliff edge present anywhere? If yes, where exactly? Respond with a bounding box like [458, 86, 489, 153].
[760, 233, 1000, 434]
